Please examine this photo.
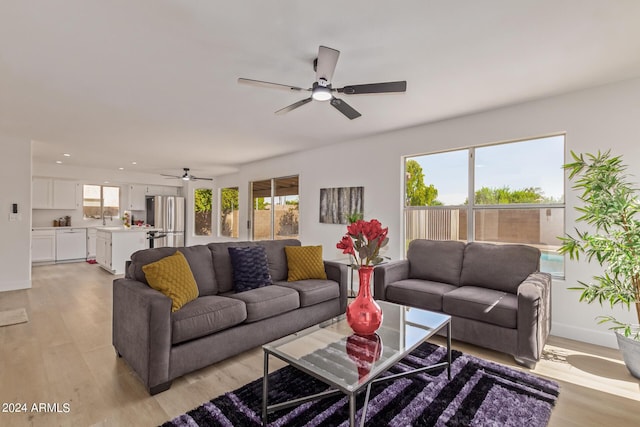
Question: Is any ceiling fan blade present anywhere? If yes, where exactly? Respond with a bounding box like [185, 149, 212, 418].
[191, 176, 213, 181]
[160, 174, 180, 179]
[238, 78, 308, 92]
[337, 81, 407, 95]
[275, 97, 312, 115]
[330, 98, 361, 120]
[316, 46, 340, 83]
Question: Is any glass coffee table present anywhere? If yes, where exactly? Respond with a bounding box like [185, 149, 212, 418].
[262, 301, 451, 426]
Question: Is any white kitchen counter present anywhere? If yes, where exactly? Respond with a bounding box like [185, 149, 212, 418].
[93, 226, 162, 233]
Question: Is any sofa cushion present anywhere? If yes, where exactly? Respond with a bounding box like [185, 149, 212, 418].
[407, 240, 465, 286]
[142, 251, 199, 312]
[208, 241, 258, 293]
[129, 245, 217, 296]
[385, 279, 458, 312]
[228, 285, 300, 322]
[171, 296, 247, 344]
[274, 279, 339, 307]
[442, 286, 517, 329]
[228, 246, 272, 292]
[284, 245, 327, 281]
[258, 239, 301, 282]
[460, 242, 540, 293]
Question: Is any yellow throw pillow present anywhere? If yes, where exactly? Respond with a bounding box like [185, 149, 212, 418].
[142, 251, 199, 312]
[285, 245, 328, 281]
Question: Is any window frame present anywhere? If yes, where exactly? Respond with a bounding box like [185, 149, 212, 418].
[83, 184, 121, 221]
[249, 175, 299, 241]
[403, 134, 566, 278]
[219, 186, 239, 238]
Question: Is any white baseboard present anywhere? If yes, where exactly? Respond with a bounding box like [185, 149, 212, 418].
[551, 321, 619, 349]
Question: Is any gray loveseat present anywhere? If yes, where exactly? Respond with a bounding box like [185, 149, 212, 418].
[112, 239, 348, 394]
[374, 239, 551, 368]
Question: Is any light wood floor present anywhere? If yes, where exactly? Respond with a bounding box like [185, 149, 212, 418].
[1, 262, 638, 426]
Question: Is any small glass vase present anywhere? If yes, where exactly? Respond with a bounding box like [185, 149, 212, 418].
[346, 265, 383, 336]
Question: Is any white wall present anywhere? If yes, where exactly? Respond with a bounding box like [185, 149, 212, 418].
[215, 77, 640, 348]
[0, 138, 32, 291]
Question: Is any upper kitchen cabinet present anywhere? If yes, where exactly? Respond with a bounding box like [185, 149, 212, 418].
[53, 180, 81, 209]
[32, 177, 53, 209]
[32, 178, 80, 209]
[147, 185, 180, 196]
[128, 185, 147, 211]
[127, 185, 180, 210]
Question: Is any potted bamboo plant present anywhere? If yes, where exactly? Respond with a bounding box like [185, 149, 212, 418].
[559, 150, 640, 378]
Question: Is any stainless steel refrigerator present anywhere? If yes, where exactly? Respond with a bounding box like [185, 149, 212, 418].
[145, 196, 185, 247]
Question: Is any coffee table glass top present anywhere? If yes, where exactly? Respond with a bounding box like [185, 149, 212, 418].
[263, 301, 450, 393]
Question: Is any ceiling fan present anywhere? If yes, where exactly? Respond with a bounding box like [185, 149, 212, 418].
[238, 45, 407, 120]
[161, 168, 213, 181]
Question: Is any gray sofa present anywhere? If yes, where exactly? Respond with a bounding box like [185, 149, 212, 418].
[374, 239, 551, 368]
[112, 239, 348, 394]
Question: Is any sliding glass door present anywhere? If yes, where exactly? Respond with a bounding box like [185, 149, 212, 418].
[251, 176, 299, 240]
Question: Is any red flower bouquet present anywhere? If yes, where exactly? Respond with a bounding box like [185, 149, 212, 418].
[336, 219, 389, 268]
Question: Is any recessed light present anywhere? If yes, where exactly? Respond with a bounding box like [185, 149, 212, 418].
[131, 161, 137, 165]
[63, 153, 71, 157]
[55, 160, 63, 164]
[118, 167, 124, 170]
[104, 181, 110, 184]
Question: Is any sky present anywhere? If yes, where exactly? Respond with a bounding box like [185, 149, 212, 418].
[410, 135, 565, 205]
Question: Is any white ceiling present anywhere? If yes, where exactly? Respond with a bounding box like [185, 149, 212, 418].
[2, 1, 640, 178]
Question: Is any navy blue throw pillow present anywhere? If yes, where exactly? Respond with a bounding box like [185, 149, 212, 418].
[227, 246, 272, 292]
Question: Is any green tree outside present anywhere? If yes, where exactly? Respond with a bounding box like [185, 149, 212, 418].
[472, 186, 544, 204]
[221, 187, 239, 237]
[405, 159, 440, 206]
[194, 188, 212, 236]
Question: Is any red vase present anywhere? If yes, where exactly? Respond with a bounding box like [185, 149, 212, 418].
[346, 266, 383, 335]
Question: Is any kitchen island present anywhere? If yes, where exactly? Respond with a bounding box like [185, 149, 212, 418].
[95, 226, 160, 275]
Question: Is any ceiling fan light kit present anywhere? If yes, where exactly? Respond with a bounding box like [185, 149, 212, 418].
[238, 45, 407, 119]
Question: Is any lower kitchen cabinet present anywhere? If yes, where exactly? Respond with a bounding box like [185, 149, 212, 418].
[32, 229, 56, 262]
[87, 228, 97, 259]
[96, 229, 147, 274]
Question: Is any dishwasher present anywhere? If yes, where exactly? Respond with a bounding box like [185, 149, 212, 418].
[56, 228, 87, 261]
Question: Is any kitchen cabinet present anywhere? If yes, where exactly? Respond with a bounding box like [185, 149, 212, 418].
[32, 178, 53, 209]
[53, 180, 81, 209]
[32, 178, 80, 209]
[146, 185, 180, 196]
[96, 228, 148, 274]
[96, 230, 111, 271]
[55, 228, 86, 261]
[128, 185, 147, 211]
[32, 229, 56, 262]
[87, 228, 97, 259]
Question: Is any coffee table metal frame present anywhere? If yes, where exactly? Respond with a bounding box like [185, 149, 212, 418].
[262, 302, 451, 427]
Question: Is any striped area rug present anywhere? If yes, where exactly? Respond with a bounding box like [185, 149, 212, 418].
[162, 342, 559, 426]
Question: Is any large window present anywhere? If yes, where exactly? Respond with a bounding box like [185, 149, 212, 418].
[83, 185, 120, 220]
[404, 135, 565, 276]
[220, 187, 239, 238]
[251, 176, 299, 241]
[194, 188, 212, 236]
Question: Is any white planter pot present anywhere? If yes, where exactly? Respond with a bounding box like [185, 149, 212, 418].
[615, 331, 640, 379]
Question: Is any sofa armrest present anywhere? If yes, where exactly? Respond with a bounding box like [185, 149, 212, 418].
[323, 260, 349, 313]
[373, 260, 410, 301]
[516, 272, 552, 362]
[112, 277, 172, 391]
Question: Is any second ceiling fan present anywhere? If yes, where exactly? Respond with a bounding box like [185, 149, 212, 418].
[161, 168, 212, 181]
[238, 45, 407, 120]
